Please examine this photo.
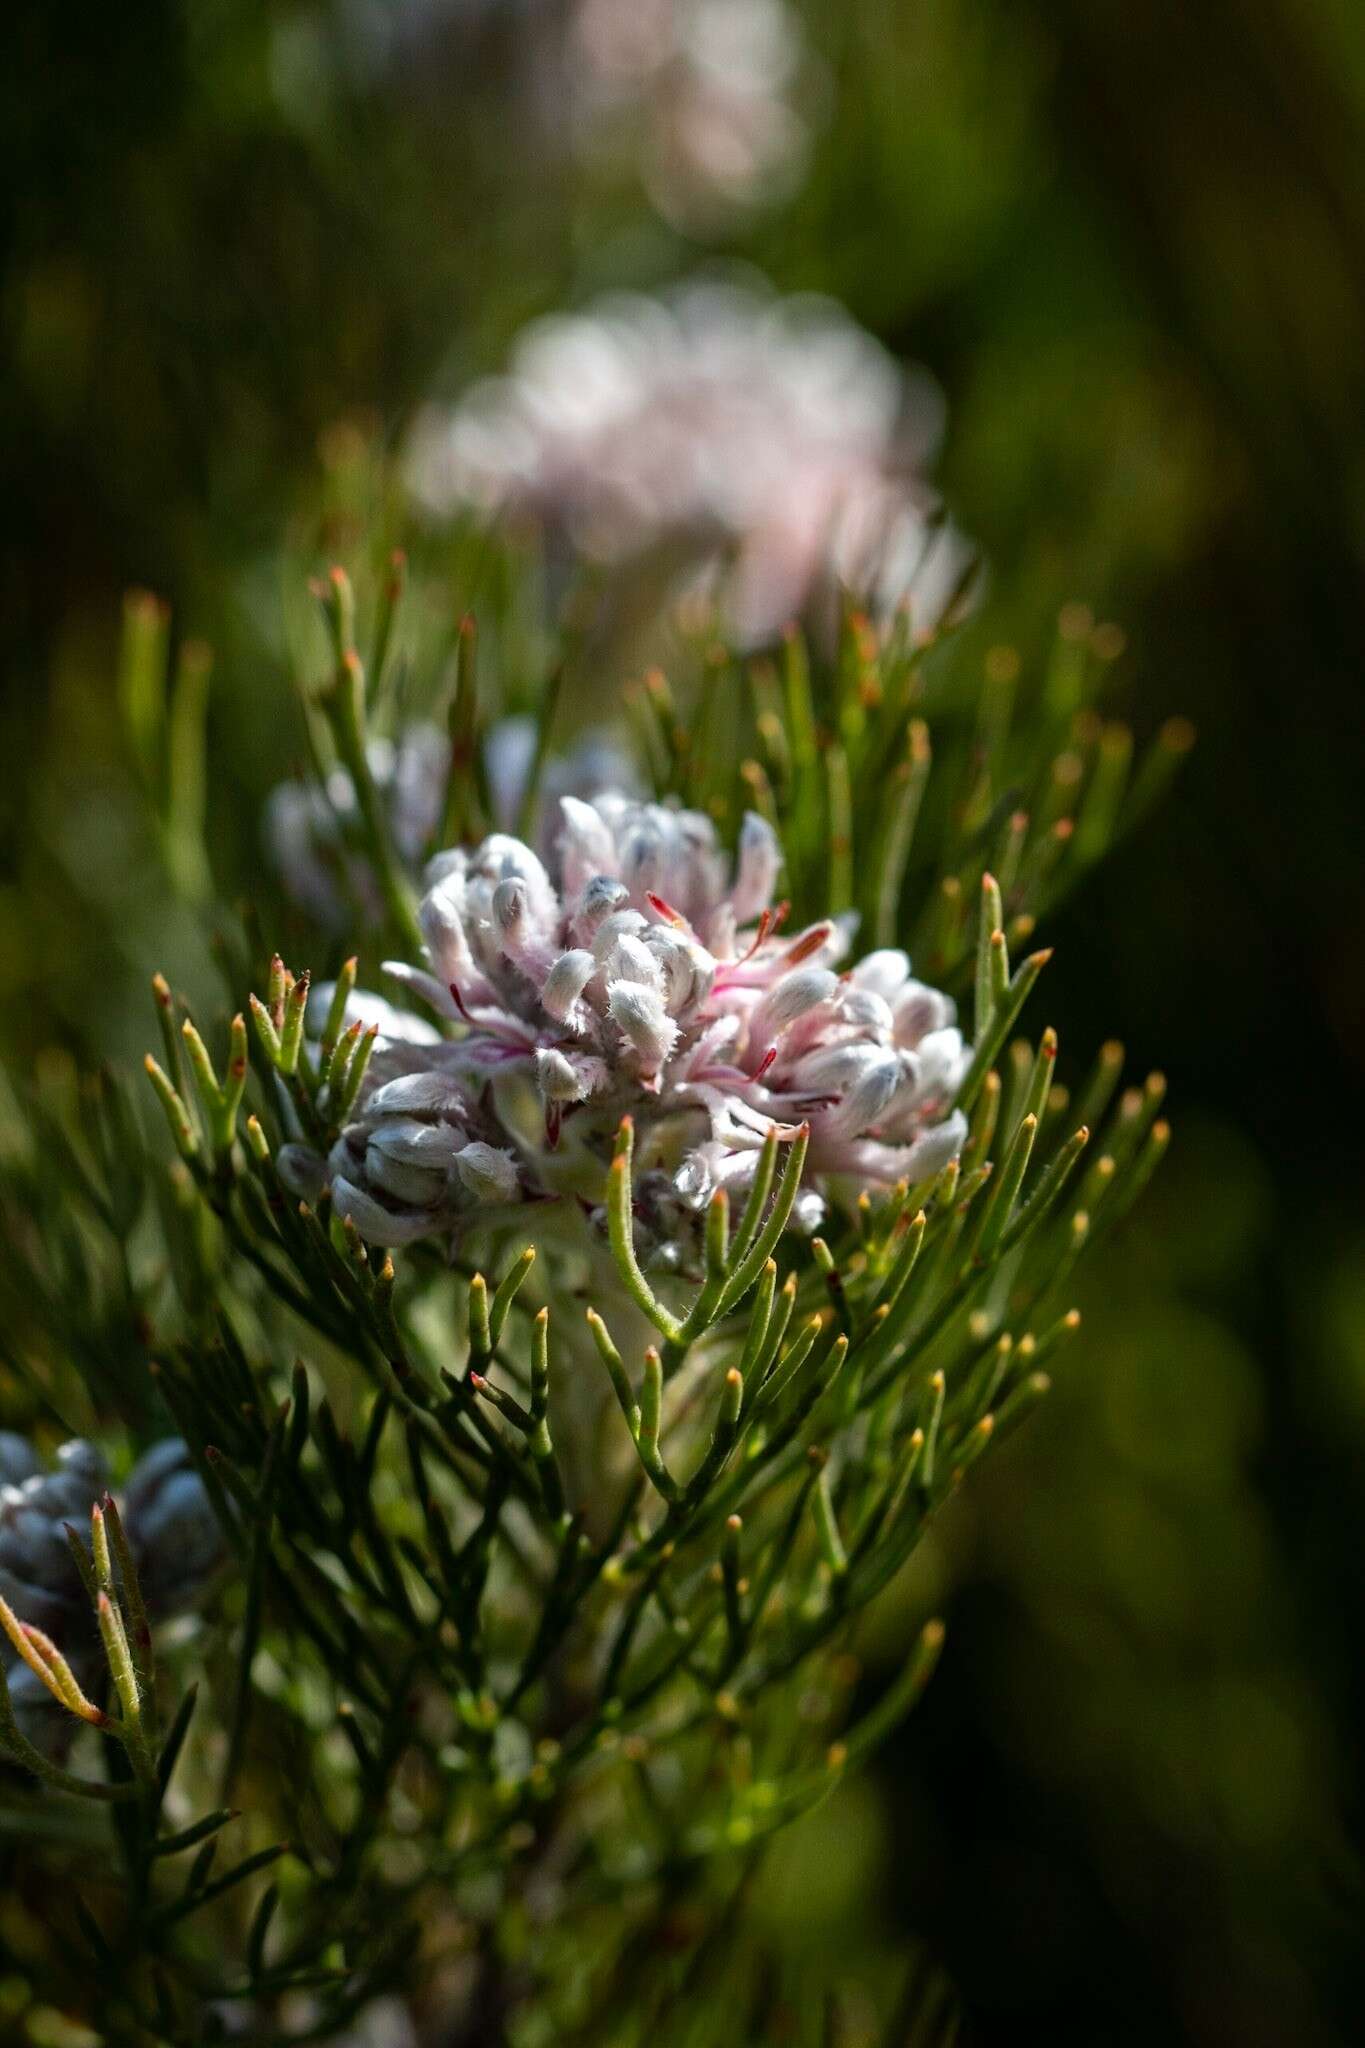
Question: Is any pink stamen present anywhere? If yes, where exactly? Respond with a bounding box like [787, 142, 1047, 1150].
[736, 908, 773, 966]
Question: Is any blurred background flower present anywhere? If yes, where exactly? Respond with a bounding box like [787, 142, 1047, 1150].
[2, 0, 1363, 2041]
[407, 276, 964, 644]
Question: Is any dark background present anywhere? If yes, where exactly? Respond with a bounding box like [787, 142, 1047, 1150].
[2, 3, 1363, 2041]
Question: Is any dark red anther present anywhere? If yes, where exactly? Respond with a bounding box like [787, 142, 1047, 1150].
[737, 908, 773, 965]
[783, 921, 833, 966]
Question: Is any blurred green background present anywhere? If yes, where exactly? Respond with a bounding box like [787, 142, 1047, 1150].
[2, 1, 1363, 2041]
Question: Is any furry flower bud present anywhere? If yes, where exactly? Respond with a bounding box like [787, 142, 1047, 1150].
[608, 981, 679, 1074]
[454, 1143, 520, 1204]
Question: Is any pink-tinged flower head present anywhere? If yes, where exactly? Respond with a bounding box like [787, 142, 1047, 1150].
[567, 0, 813, 233]
[407, 279, 969, 646]
[306, 794, 969, 1257]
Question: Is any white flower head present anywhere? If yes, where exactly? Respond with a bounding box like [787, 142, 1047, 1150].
[407, 278, 971, 646]
[314, 790, 969, 1258]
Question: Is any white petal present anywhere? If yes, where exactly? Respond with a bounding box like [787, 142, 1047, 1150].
[911, 1027, 970, 1105]
[602, 933, 662, 990]
[365, 1146, 449, 1208]
[851, 949, 910, 999]
[730, 811, 782, 924]
[837, 987, 895, 1035]
[381, 960, 463, 1019]
[311, 985, 442, 1047]
[492, 875, 530, 947]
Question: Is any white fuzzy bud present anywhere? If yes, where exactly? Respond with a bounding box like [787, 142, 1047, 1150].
[762, 967, 838, 1031]
[454, 1143, 520, 1204]
[607, 981, 679, 1072]
[492, 875, 530, 947]
[535, 1048, 589, 1102]
[897, 1112, 968, 1184]
[574, 875, 629, 936]
[366, 1119, 455, 1169]
[645, 928, 713, 1015]
[471, 834, 558, 927]
[602, 932, 662, 991]
[791, 1042, 884, 1096]
[558, 797, 618, 897]
[892, 982, 956, 1048]
[540, 948, 596, 1023]
[837, 988, 895, 1035]
[364, 1071, 469, 1120]
[619, 817, 667, 898]
[420, 877, 472, 981]
[591, 908, 648, 965]
[832, 1054, 905, 1134]
[909, 1027, 969, 1106]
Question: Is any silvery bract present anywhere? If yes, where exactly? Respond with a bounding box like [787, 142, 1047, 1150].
[284, 793, 969, 1260]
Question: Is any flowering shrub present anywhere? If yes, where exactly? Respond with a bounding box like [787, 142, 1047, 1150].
[0, 556, 1184, 2045]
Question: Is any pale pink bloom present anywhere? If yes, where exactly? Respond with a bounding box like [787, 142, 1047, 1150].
[568, 0, 811, 231]
[407, 279, 969, 646]
[303, 793, 969, 1256]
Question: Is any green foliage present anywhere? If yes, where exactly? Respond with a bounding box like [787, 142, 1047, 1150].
[0, 555, 1170, 2044]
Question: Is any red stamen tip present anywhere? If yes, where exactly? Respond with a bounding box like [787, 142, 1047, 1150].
[783, 921, 832, 966]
